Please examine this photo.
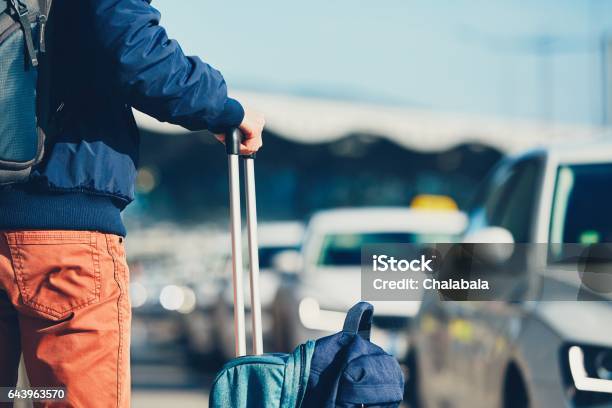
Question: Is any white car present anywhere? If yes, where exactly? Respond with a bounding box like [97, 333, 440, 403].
[411, 141, 612, 408]
[213, 221, 305, 359]
[271, 207, 467, 360]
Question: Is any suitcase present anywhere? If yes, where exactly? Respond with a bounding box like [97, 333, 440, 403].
[209, 129, 404, 408]
[209, 129, 316, 408]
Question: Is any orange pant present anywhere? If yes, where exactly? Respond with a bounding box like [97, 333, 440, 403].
[0, 231, 131, 408]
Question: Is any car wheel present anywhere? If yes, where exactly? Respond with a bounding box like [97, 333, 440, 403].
[503, 363, 530, 408]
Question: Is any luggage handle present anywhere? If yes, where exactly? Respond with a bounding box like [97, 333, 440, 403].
[342, 302, 374, 341]
[226, 128, 256, 159]
[227, 128, 263, 357]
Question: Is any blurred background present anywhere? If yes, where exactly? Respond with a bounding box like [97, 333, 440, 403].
[121, 1, 612, 407]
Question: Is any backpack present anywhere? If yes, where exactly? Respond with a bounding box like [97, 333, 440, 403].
[302, 302, 405, 408]
[209, 302, 404, 408]
[0, 0, 53, 184]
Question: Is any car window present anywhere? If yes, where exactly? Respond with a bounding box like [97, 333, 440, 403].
[317, 232, 416, 266]
[483, 158, 541, 242]
[549, 163, 612, 245]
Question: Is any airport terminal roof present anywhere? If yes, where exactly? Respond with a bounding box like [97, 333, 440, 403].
[134, 91, 610, 154]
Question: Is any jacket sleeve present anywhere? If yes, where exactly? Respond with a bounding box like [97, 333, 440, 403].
[87, 0, 244, 133]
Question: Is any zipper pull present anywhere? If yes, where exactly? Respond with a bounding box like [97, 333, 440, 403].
[38, 14, 47, 54]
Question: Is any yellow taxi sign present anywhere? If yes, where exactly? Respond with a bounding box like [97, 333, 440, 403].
[410, 194, 458, 211]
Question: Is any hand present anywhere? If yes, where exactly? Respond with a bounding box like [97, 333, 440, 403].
[215, 106, 264, 155]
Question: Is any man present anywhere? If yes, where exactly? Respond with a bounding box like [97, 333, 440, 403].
[0, 0, 263, 406]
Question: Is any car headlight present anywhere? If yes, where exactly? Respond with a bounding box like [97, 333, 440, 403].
[159, 285, 196, 314]
[567, 345, 612, 394]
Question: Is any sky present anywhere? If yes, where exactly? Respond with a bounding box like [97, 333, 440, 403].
[154, 0, 612, 126]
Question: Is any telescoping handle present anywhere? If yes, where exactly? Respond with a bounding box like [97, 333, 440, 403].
[226, 129, 263, 357]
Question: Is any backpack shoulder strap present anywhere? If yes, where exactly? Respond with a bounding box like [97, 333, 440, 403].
[35, 0, 57, 138]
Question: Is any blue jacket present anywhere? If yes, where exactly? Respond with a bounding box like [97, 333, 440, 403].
[0, 0, 243, 236]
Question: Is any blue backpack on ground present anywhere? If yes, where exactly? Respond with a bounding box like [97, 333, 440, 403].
[210, 302, 404, 407]
[0, 0, 53, 184]
[302, 302, 405, 407]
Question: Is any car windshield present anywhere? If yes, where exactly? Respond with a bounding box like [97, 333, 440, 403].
[549, 163, 612, 263]
[317, 232, 416, 266]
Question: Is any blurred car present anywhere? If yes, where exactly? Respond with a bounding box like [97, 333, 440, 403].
[127, 226, 226, 360]
[410, 142, 612, 408]
[181, 244, 229, 361]
[271, 206, 467, 361]
[213, 222, 305, 359]
[129, 254, 190, 350]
